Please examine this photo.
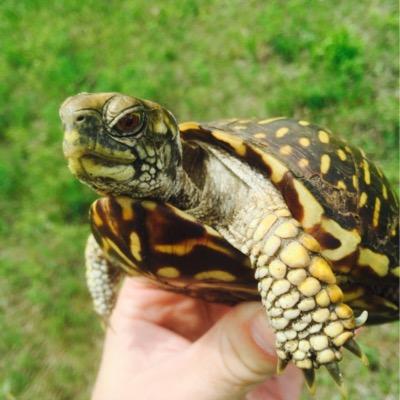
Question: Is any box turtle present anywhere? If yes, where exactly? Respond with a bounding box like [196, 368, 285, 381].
[60, 92, 399, 395]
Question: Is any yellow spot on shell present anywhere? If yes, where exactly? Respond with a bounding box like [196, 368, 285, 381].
[157, 267, 180, 278]
[259, 117, 285, 124]
[391, 266, 400, 277]
[116, 197, 135, 220]
[194, 270, 236, 281]
[345, 145, 352, 153]
[362, 159, 371, 185]
[103, 237, 138, 273]
[320, 218, 361, 261]
[211, 130, 247, 156]
[293, 180, 324, 228]
[258, 150, 289, 183]
[372, 197, 381, 227]
[352, 175, 359, 190]
[359, 192, 367, 207]
[382, 185, 388, 200]
[337, 180, 346, 190]
[299, 120, 310, 126]
[276, 127, 289, 138]
[299, 137, 310, 147]
[155, 235, 233, 258]
[179, 122, 200, 131]
[337, 149, 347, 161]
[141, 201, 158, 211]
[130, 232, 142, 261]
[204, 224, 221, 236]
[358, 247, 389, 276]
[391, 227, 398, 237]
[92, 209, 104, 227]
[320, 154, 331, 174]
[280, 145, 292, 155]
[254, 132, 266, 139]
[298, 158, 309, 168]
[170, 205, 197, 222]
[318, 130, 330, 143]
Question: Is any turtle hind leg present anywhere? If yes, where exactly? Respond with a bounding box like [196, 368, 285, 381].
[85, 234, 122, 318]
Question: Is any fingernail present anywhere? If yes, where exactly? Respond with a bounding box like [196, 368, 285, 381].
[250, 311, 276, 357]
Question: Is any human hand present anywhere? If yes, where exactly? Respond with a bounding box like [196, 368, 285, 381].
[92, 277, 303, 400]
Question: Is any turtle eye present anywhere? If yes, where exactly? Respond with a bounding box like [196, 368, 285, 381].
[114, 112, 144, 136]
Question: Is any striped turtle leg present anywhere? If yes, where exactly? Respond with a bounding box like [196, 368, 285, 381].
[247, 211, 367, 394]
[85, 234, 123, 318]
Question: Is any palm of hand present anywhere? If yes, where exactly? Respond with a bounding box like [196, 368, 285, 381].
[93, 277, 303, 400]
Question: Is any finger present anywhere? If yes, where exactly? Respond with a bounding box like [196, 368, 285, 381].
[186, 302, 279, 400]
[130, 302, 284, 400]
[111, 277, 231, 340]
[246, 364, 303, 400]
[92, 318, 192, 399]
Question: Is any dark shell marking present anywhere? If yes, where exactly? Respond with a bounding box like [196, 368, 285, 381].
[91, 196, 258, 304]
[179, 119, 399, 319]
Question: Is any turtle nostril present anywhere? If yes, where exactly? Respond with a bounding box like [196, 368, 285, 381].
[76, 115, 86, 123]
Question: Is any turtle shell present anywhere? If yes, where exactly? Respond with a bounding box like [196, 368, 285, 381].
[179, 118, 399, 322]
[89, 118, 399, 324]
[90, 197, 259, 303]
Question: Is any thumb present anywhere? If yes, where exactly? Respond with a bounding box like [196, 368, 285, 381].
[186, 302, 278, 400]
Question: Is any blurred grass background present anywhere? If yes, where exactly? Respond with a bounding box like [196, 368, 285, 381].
[0, 0, 398, 399]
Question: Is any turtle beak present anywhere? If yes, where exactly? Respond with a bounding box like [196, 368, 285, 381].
[59, 93, 106, 159]
[60, 108, 93, 159]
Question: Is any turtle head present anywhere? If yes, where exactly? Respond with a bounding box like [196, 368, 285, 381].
[59, 92, 182, 198]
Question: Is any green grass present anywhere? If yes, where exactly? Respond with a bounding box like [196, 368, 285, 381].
[0, 1, 398, 399]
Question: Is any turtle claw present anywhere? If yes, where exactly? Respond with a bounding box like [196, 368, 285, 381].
[355, 310, 368, 327]
[344, 338, 369, 366]
[276, 358, 288, 375]
[325, 362, 348, 398]
[302, 368, 316, 395]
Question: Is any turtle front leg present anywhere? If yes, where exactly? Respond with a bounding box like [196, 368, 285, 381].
[85, 234, 123, 318]
[228, 210, 368, 394]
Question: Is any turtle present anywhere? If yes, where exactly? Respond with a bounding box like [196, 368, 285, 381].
[59, 92, 399, 395]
